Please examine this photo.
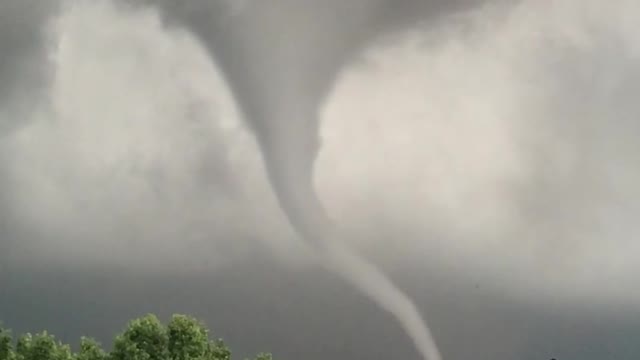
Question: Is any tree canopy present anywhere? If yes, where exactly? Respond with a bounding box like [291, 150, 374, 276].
[0, 314, 272, 360]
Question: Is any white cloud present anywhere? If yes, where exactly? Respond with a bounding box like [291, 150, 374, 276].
[318, 0, 640, 306]
[2, 0, 639, 308]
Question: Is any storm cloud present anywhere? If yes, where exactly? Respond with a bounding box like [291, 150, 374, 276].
[0, 0, 59, 133]
[1, 0, 640, 359]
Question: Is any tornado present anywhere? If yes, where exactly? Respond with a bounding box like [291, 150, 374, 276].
[146, 1, 480, 358]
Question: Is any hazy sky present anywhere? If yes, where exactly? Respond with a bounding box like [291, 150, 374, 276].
[1, 0, 640, 359]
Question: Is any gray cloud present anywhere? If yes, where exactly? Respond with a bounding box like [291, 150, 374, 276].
[315, 0, 640, 306]
[1, 0, 640, 358]
[0, 0, 59, 134]
[0, 0, 59, 261]
[2, 261, 639, 360]
[144, 3, 507, 358]
[0, 0, 57, 270]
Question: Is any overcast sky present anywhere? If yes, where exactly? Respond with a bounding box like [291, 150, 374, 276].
[1, 0, 640, 359]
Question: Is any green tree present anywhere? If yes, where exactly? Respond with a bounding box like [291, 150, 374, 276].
[253, 353, 273, 360]
[2, 313, 274, 360]
[205, 339, 230, 360]
[14, 333, 32, 360]
[111, 314, 169, 360]
[77, 337, 107, 360]
[30, 332, 57, 360]
[12, 332, 73, 360]
[54, 342, 73, 360]
[0, 326, 14, 360]
[167, 315, 209, 360]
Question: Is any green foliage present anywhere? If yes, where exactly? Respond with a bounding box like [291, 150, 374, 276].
[0, 314, 271, 360]
[14, 333, 32, 360]
[253, 353, 273, 360]
[54, 343, 74, 360]
[111, 314, 169, 360]
[12, 331, 72, 360]
[28, 332, 57, 360]
[167, 315, 208, 360]
[77, 337, 107, 360]
[206, 339, 231, 360]
[0, 326, 14, 360]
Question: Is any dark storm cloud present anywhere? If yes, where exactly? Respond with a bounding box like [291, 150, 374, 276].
[2, 260, 639, 360]
[144, 0, 495, 214]
[0, 0, 59, 134]
[2, 1, 640, 359]
[0, 0, 281, 271]
[0, 0, 59, 261]
[140, 4, 505, 358]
